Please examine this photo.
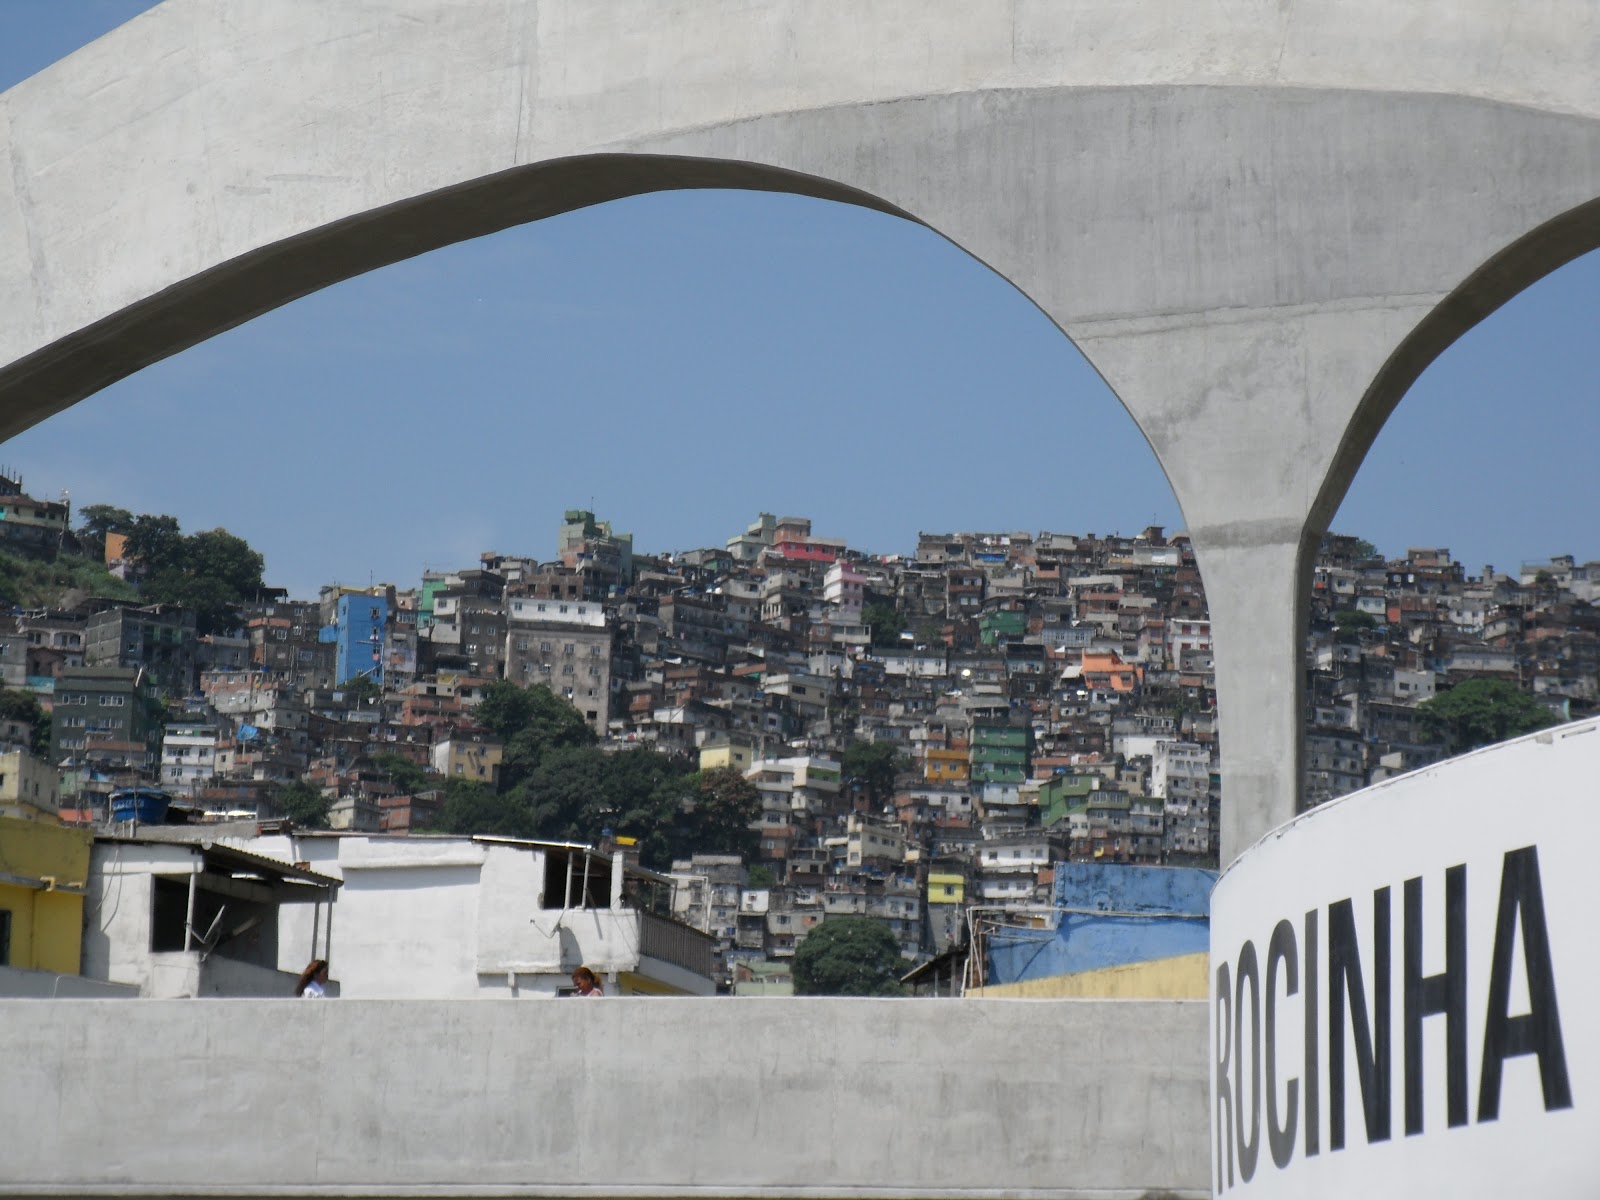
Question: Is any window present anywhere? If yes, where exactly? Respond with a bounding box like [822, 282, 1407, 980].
[0, 909, 11, 965]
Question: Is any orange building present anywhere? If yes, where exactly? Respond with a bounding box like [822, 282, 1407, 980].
[925, 747, 970, 783]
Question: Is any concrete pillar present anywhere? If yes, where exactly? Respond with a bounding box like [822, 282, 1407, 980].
[1194, 537, 1309, 863]
[1071, 306, 1435, 864]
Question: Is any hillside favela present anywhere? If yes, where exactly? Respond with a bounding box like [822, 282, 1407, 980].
[0, 466, 1590, 1001]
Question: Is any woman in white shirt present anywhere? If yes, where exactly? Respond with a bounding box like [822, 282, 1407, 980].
[295, 959, 330, 998]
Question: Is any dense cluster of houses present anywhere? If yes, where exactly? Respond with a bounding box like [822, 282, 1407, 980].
[4, 490, 1596, 990]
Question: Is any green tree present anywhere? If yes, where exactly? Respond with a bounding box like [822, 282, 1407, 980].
[512, 745, 680, 844]
[491, 683, 598, 790]
[862, 600, 907, 648]
[513, 744, 613, 839]
[746, 864, 776, 888]
[645, 766, 760, 867]
[338, 674, 383, 706]
[1333, 609, 1378, 635]
[114, 514, 268, 634]
[0, 688, 51, 758]
[123, 513, 185, 571]
[608, 747, 693, 848]
[185, 528, 265, 598]
[272, 780, 332, 829]
[474, 680, 538, 742]
[433, 779, 537, 838]
[842, 740, 902, 807]
[792, 917, 907, 996]
[491, 745, 713, 869]
[1417, 678, 1557, 755]
[74, 504, 135, 560]
[371, 751, 432, 795]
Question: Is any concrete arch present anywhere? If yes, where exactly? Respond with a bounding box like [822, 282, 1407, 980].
[6, 0, 1600, 861]
[1311, 195, 1600, 534]
[0, 152, 920, 442]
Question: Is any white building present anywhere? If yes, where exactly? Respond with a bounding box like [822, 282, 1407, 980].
[233, 833, 717, 998]
[503, 597, 614, 733]
[839, 815, 908, 869]
[1164, 618, 1212, 663]
[975, 834, 1058, 905]
[160, 721, 225, 797]
[822, 560, 867, 616]
[746, 754, 841, 820]
[82, 836, 339, 998]
[1152, 740, 1213, 857]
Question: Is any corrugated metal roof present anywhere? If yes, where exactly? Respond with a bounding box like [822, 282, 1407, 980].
[197, 840, 342, 888]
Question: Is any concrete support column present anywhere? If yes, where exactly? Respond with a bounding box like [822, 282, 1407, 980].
[1071, 306, 1434, 866]
[1191, 535, 1309, 864]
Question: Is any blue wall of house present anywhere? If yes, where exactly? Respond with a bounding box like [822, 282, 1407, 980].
[335, 594, 388, 685]
[984, 863, 1215, 985]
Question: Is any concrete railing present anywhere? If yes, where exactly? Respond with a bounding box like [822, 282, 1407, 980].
[2, 996, 1209, 1198]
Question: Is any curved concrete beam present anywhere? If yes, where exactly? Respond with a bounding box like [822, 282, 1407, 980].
[4, 0, 1600, 859]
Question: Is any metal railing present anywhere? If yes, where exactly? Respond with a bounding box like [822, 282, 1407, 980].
[638, 910, 716, 978]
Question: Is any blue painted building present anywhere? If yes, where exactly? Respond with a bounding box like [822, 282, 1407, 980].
[978, 862, 1216, 998]
[334, 593, 388, 686]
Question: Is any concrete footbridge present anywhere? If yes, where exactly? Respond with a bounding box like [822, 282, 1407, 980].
[3, 2, 1598, 1195]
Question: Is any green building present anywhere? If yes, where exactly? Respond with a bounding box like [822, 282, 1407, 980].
[969, 721, 1030, 785]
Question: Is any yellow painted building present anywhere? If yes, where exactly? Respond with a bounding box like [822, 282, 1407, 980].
[969, 951, 1211, 999]
[924, 747, 970, 783]
[699, 739, 754, 773]
[927, 872, 965, 905]
[0, 748, 60, 822]
[0, 816, 91, 974]
[430, 736, 504, 787]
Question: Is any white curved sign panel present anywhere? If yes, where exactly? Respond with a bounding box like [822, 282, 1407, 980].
[1211, 720, 1600, 1197]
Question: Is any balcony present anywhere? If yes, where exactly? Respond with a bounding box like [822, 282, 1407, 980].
[637, 911, 716, 981]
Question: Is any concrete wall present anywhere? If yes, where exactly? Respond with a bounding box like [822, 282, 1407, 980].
[0, 996, 1208, 1198]
[974, 951, 1212, 1000]
[0, 964, 136, 998]
[82, 840, 192, 993]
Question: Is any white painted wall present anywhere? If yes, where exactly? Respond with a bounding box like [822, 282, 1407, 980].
[0, 997, 1209, 1198]
[246, 834, 696, 998]
[82, 841, 189, 994]
[1212, 718, 1600, 1198]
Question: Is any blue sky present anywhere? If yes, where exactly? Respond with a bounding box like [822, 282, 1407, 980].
[2, 1, 1596, 599]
